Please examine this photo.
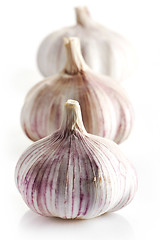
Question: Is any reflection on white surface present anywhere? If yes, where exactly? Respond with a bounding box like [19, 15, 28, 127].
[19, 210, 135, 240]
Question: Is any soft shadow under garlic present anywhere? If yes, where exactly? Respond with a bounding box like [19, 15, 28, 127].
[19, 210, 134, 240]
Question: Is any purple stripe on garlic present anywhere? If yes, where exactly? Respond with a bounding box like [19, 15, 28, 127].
[21, 37, 134, 143]
[37, 6, 136, 81]
[16, 100, 137, 219]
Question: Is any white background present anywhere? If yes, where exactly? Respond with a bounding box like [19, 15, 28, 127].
[0, 0, 160, 239]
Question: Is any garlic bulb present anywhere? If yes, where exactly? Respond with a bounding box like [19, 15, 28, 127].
[22, 37, 134, 143]
[37, 6, 135, 81]
[16, 100, 137, 219]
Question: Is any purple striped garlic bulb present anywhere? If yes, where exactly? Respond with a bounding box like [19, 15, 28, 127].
[37, 6, 135, 82]
[21, 37, 134, 144]
[15, 100, 137, 219]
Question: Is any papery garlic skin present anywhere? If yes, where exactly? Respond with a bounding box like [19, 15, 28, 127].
[16, 100, 137, 219]
[37, 6, 135, 82]
[22, 37, 134, 144]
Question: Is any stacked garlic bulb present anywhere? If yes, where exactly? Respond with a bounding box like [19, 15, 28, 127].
[21, 37, 134, 144]
[37, 6, 135, 82]
[15, 100, 137, 219]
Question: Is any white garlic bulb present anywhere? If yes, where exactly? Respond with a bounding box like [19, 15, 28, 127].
[37, 6, 135, 82]
[16, 100, 138, 219]
[21, 37, 134, 144]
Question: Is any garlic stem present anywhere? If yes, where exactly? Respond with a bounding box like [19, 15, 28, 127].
[64, 37, 88, 74]
[75, 6, 92, 27]
[60, 99, 87, 134]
